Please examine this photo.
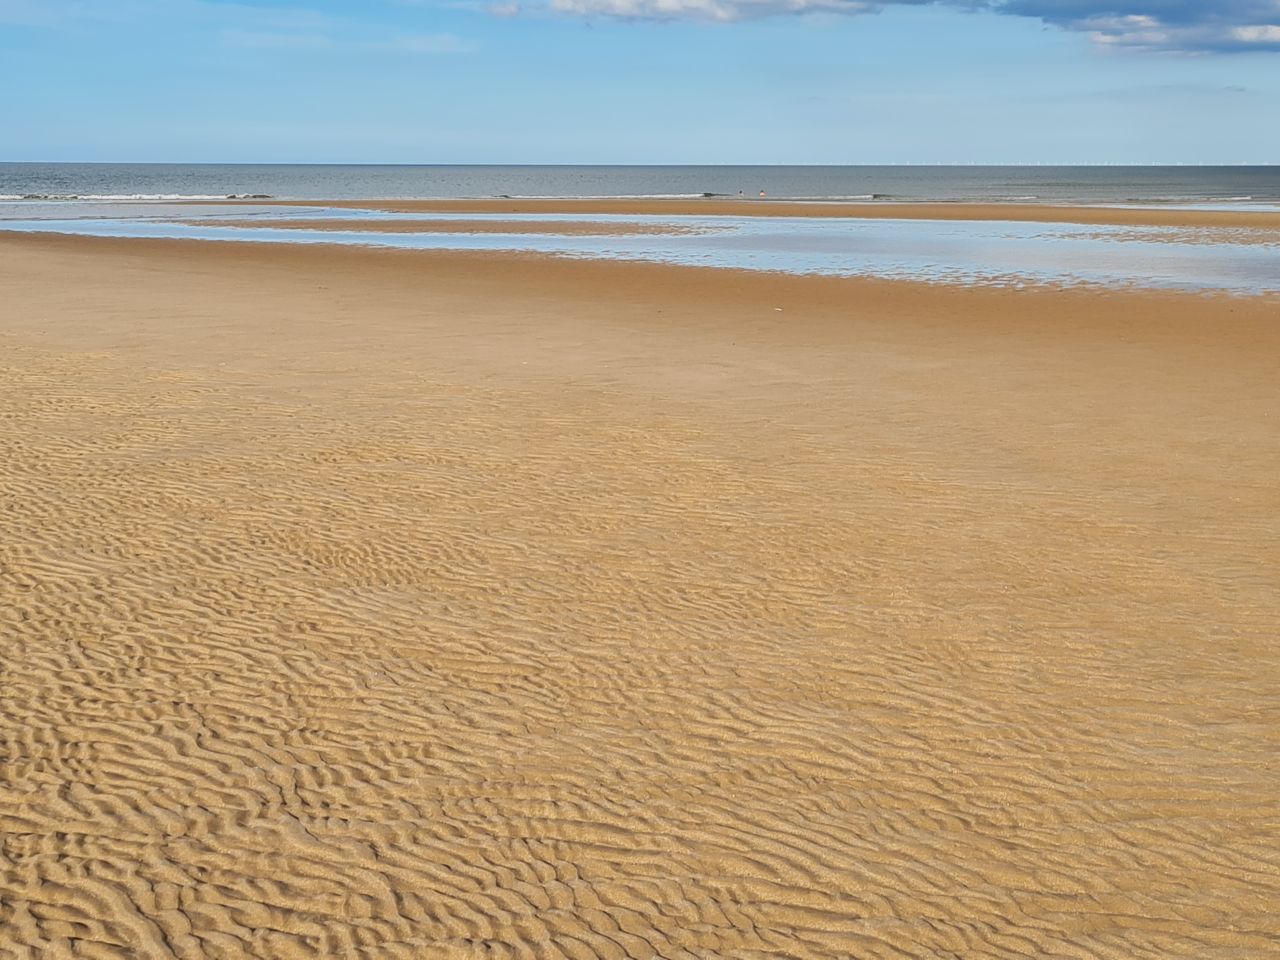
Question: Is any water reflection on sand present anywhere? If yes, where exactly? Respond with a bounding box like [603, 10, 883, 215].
[2, 202, 1277, 294]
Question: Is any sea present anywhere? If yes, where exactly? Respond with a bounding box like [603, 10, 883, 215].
[3, 163, 1280, 205]
[4, 165, 1278, 294]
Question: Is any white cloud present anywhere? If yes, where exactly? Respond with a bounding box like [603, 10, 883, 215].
[1232, 23, 1280, 41]
[1002, 0, 1280, 52]
[521, 0, 1280, 51]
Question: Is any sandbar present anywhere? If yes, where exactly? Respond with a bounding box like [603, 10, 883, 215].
[235, 196, 1280, 230]
[175, 217, 709, 236]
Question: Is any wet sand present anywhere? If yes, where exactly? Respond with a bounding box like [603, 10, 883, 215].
[1062, 226, 1280, 247]
[1, 232, 1277, 959]
[177, 218, 709, 236]
[243, 197, 1280, 230]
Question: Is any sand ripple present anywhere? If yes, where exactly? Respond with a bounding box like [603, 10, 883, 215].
[1, 244, 1278, 959]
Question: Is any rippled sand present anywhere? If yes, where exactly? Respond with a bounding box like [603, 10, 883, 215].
[1, 234, 1277, 959]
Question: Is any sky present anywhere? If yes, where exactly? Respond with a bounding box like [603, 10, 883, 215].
[2, 0, 1278, 163]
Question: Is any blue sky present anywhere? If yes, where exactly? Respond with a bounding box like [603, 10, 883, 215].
[2, 0, 1278, 163]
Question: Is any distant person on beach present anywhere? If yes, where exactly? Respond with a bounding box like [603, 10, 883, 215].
[759, 190, 766, 198]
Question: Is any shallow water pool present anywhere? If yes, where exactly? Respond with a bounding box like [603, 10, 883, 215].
[2, 202, 1277, 294]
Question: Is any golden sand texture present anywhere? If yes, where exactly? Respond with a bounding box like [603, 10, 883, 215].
[1, 234, 1278, 959]
[241, 197, 1280, 230]
[175, 219, 709, 236]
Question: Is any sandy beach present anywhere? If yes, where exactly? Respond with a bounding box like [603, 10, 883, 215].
[1, 231, 1277, 959]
